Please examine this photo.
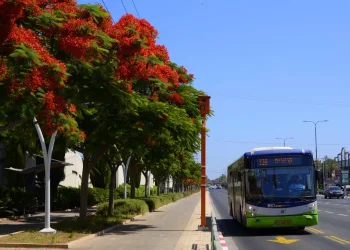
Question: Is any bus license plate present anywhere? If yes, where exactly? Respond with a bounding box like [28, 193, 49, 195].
[275, 220, 291, 225]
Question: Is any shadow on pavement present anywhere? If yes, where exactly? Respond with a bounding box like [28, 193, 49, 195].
[0, 223, 44, 236]
[216, 219, 311, 238]
[105, 223, 157, 235]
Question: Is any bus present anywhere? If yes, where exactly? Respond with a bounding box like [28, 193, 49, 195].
[227, 147, 319, 230]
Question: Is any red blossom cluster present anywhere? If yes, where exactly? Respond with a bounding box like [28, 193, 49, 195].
[180, 178, 198, 185]
[112, 14, 194, 103]
[157, 115, 168, 121]
[167, 93, 184, 105]
[146, 136, 156, 147]
[133, 121, 144, 129]
[0, 1, 195, 141]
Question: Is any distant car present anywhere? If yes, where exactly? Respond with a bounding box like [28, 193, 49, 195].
[324, 186, 344, 199]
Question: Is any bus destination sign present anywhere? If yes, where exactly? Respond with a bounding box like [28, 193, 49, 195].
[257, 157, 302, 167]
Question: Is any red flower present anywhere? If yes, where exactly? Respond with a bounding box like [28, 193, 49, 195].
[167, 93, 184, 105]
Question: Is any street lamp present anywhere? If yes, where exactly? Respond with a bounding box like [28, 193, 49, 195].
[303, 120, 328, 193]
[276, 137, 293, 147]
[302, 120, 328, 165]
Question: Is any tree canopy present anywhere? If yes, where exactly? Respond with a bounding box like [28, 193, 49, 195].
[0, 0, 212, 220]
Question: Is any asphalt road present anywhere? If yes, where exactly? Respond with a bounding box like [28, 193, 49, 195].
[210, 189, 350, 250]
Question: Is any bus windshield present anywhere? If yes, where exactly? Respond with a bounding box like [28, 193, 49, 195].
[246, 166, 315, 201]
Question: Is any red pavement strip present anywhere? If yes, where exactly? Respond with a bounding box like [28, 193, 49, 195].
[218, 232, 228, 250]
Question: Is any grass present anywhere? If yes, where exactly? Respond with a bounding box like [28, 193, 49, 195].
[0, 214, 135, 244]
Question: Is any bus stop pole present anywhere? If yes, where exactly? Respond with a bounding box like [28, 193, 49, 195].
[201, 116, 206, 228]
[198, 95, 210, 230]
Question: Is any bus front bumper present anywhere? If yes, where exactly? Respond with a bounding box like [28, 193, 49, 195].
[246, 214, 318, 228]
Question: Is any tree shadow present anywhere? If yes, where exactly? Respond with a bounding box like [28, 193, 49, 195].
[0, 223, 44, 236]
[104, 223, 157, 236]
[216, 218, 311, 238]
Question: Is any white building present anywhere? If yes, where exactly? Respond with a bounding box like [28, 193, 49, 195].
[59, 150, 93, 188]
[1, 145, 172, 191]
[115, 166, 155, 188]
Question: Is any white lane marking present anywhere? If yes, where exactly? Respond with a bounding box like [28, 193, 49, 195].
[318, 210, 322, 211]
[325, 211, 334, 214]
[338, 214, 348, 216]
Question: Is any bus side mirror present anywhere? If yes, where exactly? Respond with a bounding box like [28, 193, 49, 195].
[315, 170, 321, 180]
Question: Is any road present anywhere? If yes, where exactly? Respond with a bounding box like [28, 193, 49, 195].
[210, 189, 350, 250]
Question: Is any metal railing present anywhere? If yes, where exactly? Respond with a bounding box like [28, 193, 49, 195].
[211, 210, 223, 250]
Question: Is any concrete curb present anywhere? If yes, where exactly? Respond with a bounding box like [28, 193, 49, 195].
[209, 191, 240, 250]
[0, 191, 200, 249]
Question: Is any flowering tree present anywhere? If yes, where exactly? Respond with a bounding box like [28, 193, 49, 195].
[0, 0, 86, 142]
[0, 1, 210, 220]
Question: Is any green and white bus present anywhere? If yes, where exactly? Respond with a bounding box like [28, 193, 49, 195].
[227, 147, 319, 230]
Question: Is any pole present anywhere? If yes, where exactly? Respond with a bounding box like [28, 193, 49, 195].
[323, 161, 325, 190]
[33, 117, 57, 234]
[275, 137, 293, 147]
[200, 115, 206, 228]
[314, 124, 318, 165]
[302, 120, 328, 194]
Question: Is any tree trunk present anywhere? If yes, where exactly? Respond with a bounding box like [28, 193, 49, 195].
[147, 171, 151, 197]
[108, 166, 117, 216]
[79, 157, 91, 220]
[130, 162, 137, 199]
[79, 146, 108, 220]
[157, 184, 160, 196]
[123, 165, 128, 199]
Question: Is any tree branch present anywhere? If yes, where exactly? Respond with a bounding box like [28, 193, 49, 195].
[0, 118, 25, 133]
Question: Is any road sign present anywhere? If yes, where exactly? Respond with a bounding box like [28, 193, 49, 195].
[267, 236, 300, 244]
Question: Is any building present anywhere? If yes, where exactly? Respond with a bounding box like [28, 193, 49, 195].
[59, 150, 90, 188]
[1, 144, 171, 191]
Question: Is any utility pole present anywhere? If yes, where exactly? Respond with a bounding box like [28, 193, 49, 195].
[276, 137, 293, 147]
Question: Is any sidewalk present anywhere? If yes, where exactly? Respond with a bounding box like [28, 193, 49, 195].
[71, 192, 212, 250]
[173, 192, 212, 250]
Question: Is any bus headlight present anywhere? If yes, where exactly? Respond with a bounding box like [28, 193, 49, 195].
[308, 203, 316, 210]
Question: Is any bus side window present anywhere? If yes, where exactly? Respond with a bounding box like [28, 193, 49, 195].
[238, 171, 242, 181]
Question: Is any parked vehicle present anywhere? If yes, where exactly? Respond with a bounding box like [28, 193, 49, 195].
[324, 186, 344, 199]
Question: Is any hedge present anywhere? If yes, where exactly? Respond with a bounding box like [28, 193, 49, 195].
[0, 184, 199, 217]
[97, 199, 149, 216]
[97, 190, 199, 215]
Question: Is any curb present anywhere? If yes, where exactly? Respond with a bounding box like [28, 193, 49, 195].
[218, 232, 228, 250]
[0, 191, 200, 249]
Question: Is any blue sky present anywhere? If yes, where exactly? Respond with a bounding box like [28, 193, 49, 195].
[78, 0, 350, 179]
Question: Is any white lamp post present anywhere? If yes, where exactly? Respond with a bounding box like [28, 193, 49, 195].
[33, 117, 57, 234]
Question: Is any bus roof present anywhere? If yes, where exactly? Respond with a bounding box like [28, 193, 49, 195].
[245, 147, 312, 157]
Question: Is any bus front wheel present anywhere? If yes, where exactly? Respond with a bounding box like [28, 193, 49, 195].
[297, 226, 305, 230]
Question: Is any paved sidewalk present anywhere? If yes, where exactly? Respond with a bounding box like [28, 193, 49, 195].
[71, 192, 211, 250]
[173, 191, 212, 250]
